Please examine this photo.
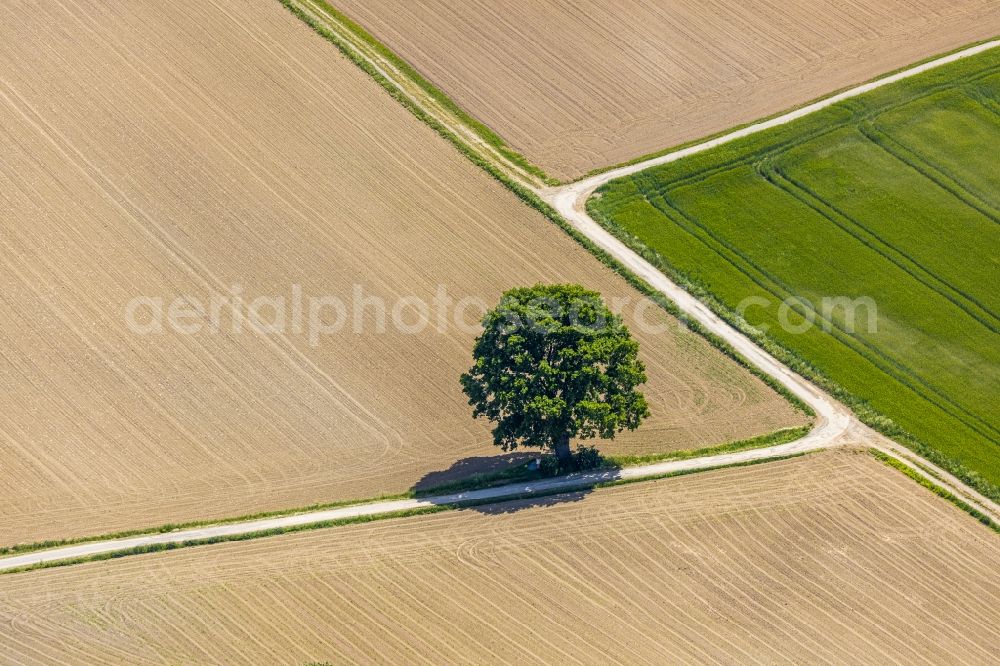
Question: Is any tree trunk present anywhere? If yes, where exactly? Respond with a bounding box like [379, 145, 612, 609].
[553, 434, 572, 466]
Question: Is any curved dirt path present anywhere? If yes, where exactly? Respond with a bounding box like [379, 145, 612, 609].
[291, 3, 997, 483]
[544, 39, 999, 198]
[536, 39, 1000, 511]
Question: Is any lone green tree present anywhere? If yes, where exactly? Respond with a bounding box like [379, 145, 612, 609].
[461, 284, 649, 467]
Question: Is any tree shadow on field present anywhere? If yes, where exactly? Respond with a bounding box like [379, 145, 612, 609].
[461, 489, 593, 515]
[412, 453, 614, 515]
[412, 453, 536, 493]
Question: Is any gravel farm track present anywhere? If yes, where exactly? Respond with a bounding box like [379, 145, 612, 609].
[2, 451, 999, 664]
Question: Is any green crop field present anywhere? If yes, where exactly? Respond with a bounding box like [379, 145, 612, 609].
[590, 47, 1000, 492]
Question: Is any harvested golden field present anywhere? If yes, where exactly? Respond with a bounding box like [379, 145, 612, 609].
[1, 451, 998, 664]
[0, 0, 804, 546]
[334, 0, 1000, 180]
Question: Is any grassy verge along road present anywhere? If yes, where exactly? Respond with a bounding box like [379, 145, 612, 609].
[3, 437, 996, 573]
[587, 45, 1000, 493]
[0, 441, 831, 572]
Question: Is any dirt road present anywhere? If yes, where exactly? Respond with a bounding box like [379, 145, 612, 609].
[0, 435, 838, 572]
[536, 39, 1000, 516]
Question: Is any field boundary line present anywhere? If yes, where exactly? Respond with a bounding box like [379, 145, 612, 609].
[546, 41, 1000, 507]
[0, 427, 810, 559]
[0, 448, 827, 573]
[4, 440, 995, 574]
[550, 40, 999, 202]
[869, 448, 1000, 530]
[573, 38, 1000, 181]
[285, 0, 555, 186]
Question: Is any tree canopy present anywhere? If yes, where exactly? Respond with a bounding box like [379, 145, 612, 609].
[460, 284, 649, 466]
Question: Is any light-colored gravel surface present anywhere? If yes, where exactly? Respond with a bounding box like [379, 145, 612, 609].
[2, 451, 998, 665]
[0, 430, 835, 573]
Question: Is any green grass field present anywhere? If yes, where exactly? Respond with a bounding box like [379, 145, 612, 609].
[590, 48, 1000, 492]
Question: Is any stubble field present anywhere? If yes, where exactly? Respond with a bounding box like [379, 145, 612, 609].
[589, 49, 1000, 490]
[1, 451, 997, 664]
[333, 0, 1000, 180]
[0, 0, 804, 547]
